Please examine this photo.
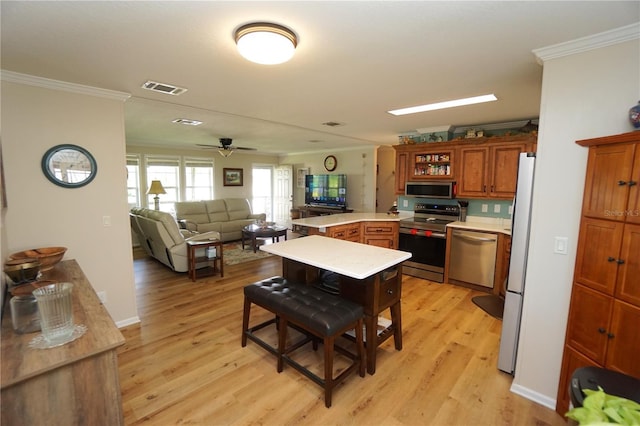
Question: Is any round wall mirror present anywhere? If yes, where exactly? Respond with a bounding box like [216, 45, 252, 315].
[41, 144, 97, 188]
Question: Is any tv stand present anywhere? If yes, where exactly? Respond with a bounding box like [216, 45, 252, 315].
[298, 205, 353, 218]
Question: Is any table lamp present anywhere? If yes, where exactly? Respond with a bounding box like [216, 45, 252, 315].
[147, 180, 166, 210]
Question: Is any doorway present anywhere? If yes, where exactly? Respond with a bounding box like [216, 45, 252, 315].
[252, 165, 292, 227]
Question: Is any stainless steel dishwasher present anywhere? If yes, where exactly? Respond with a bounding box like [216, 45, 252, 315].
[448, 229, 498, 288]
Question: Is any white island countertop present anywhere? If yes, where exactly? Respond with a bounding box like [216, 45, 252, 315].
[291, 212, 413, 229]
[260, 235, 411, 280]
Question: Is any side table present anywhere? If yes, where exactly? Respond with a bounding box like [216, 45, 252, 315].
[186, 240, 224, 281]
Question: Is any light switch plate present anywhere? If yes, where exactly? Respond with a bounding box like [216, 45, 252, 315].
[494, 204, 501, 213]
[481, 204, 488, 213]
[554, 237, 568, 255]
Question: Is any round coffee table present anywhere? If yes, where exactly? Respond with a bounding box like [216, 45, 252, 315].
[242, 223, 288, 253]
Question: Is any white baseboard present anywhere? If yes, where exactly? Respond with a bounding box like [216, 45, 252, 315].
[116, 316, 141, 328]
[510, 383, 557, 410]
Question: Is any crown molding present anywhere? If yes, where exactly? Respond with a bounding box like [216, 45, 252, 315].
[1, 70, 130, 101]
[533, 22, 640, 65]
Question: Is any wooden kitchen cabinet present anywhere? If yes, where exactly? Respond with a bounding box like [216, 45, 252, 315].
[581, 140, 640, 223]
[361, 221, 399, 249]
[556, 131, 640, 415]
[457, 142, 528, 199]
[395, 151, 409, 194]
[309, 222, 361, 242]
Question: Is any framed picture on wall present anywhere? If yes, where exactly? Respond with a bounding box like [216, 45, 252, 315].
[223, 168, 243, 186]
[297, 167, 309, 188]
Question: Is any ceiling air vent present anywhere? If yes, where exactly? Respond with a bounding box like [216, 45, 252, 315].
[172, 118, 202, 126]
[141, 80, 188, 96]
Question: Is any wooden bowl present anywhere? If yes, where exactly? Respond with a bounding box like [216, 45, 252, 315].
[10, 247, 67, 271]
[4, 258, 41, 283]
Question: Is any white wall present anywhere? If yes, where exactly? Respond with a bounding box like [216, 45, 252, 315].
[280, 146, 379, 212]
[512, 35, 640, 407]
[2, 78, 138, 326]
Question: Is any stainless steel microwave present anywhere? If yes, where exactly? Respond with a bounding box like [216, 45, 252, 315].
[405, 181, 457, 199]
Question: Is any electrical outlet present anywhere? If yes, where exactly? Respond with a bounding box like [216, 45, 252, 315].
[97, 291, 107, 304]
[481, 204, 488, 213]
[403, 200, 409, 207]
[494, 204, 501, 213]
[508, 205, 514, 215]
[103, 216, 111, 227]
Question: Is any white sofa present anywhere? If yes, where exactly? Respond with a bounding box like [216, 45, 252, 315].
[130, 207, 220, 272]
[174, 198, 266, 242]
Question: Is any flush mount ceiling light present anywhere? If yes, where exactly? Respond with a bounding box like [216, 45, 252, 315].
[235, 22, 297, 65]
[388, 94, 498, 116]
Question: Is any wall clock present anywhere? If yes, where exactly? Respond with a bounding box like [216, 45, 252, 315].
[323, 155, 337, 172]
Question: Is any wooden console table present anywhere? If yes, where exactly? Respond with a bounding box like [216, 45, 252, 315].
[1, 260, 126, 425]
[260, 235, 411, 374]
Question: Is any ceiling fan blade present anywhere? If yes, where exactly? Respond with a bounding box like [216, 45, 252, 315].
[234, 146, 257, 151]
[196, 144, 218, 148]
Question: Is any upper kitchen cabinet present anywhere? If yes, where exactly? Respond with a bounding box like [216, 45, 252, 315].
[578, 136, 639, 223]
[409, 149, 454, 180]
[457, 138, 535, 199]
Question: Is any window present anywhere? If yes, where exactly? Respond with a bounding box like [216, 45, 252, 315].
[145, 156, 180, 213]
[126, 155, 141, 208]
[184, 158, 214, 201]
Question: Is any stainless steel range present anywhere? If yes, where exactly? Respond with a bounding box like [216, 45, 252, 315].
[398, 203, 460, 282]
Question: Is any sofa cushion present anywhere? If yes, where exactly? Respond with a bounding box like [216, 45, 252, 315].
[175, 201, 209, 224]
[225, 198, 252, 221]
[204, 200, 229, 223]
[195, 222, 223, 234]
[220, 219, 255, 233]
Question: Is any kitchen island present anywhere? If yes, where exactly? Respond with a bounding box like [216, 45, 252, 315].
[260, 235, 411, 374]
[291, 212, 412, 248]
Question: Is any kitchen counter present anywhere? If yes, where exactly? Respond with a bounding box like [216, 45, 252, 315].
[291, 212, 412, 229]
[447, 220, 511, 235]
[260, 235, 411, 279]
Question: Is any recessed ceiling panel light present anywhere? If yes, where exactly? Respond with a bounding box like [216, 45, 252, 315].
[172, 118, 203, 126]
[388, 94, 498, 116]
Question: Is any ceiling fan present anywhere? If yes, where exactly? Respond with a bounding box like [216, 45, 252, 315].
[197, 138, 256, 157]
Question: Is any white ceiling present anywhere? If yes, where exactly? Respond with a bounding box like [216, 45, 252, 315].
[2, 1, 638, 155]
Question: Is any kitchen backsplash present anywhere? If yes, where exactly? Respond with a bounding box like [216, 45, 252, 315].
[396, 196, 513, 219]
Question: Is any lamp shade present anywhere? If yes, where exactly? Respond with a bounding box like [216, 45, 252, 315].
[235, 22, 297, 65]
[147, 180, 166, 195]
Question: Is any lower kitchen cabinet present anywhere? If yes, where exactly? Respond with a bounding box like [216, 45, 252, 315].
[361, 221, 398, 249]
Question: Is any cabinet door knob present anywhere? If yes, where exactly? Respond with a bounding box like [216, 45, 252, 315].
[607, 257, 616, 262]
[607, 333, 615, 339]
[618, 180, 628, 186]
[628, 181, 637, 187]
[598, 327, 606, 334]
[617, 259, 625, 265]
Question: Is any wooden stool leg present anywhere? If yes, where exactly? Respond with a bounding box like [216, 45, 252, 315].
[324, 335, 334, 408]
[277, 318, 288, 373]
[241, 297, 251, 347]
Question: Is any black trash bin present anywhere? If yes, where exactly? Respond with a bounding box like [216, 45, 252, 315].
[570, 366, 640, 408]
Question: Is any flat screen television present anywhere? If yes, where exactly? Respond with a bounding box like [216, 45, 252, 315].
[305, 174, 347, 208]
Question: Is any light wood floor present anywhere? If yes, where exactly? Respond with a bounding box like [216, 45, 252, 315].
[118, 246, 567, 426]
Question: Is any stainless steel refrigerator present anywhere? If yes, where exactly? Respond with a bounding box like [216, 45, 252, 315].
[498, 152, 536, 374]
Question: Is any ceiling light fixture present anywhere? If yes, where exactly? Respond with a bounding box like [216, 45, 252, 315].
[172, 118, 203, 126]
[218, 149, 234, 158]
[235, 22, 297, 65]
[388, 94, 498, 116]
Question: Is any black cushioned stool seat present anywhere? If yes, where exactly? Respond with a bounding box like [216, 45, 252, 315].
[242, 276, 365, 407]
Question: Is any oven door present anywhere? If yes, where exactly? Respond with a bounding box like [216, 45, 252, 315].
[398, 228, 447, 269]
